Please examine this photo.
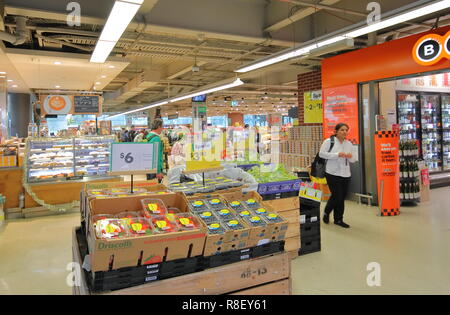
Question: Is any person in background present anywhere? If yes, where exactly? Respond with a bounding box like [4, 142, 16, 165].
[128, 125, 136, 142]
[133, 130, 146, 142]
[160, 130, 171, 172]
[319, 123, 357, 228]
[145, 119, 165, 182]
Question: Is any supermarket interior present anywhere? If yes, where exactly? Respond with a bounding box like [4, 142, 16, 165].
[0, 0, 449, 296]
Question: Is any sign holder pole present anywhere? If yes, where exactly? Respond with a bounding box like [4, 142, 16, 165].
[131, 174, 134, 194]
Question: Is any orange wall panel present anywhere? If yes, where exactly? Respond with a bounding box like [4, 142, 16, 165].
[322, 25, 450, 89]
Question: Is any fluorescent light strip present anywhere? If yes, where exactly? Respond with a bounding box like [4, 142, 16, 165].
[170, 78, 244, 103]
[345, 0, 450, 38]
[107, 101, 169, 120]
[235, 0, 450, 73]
[106, 78, 244, 119]
[90, 0, 143, 63]
[91, 40, 117, 63]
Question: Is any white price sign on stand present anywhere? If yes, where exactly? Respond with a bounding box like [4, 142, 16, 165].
[110, 142, 159, 175]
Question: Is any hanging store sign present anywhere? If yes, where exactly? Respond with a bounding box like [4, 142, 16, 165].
[304, 90, 323, 123]
[374, 130, 400, 217]
[412, 31, 450, 66]
[43, 95, 72, 115]
[323, 84, 359, 144]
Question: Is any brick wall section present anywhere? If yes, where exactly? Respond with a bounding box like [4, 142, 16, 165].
[297, 70, 322, 126]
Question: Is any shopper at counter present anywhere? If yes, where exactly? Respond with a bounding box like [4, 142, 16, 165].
[145, 119, 165, 182]
[319, 123, 357, 228]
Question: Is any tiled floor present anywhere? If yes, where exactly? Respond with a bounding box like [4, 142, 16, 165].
[0, 187, 449, 295]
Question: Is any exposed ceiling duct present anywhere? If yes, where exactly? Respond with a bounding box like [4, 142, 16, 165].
[0, 16, 27, 45]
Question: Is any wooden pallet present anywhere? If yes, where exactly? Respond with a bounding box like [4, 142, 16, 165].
[72, 229, 291, 295]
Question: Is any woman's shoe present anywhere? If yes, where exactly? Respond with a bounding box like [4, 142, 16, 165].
[334, 221, 350, 228]
[323, 214, 329, 224]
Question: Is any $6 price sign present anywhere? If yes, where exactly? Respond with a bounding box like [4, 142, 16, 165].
[120, 152, 134, 164]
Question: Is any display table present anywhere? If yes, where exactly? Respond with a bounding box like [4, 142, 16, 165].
[72, 228, 292, 295]
[24, 177, 121, 208]
[0, 167, 23, 209]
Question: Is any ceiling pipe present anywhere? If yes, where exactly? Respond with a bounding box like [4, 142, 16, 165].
[0, 16, 27, 45]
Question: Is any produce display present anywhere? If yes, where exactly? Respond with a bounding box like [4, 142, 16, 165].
[174, 214, 201, 231]
[151, 216, 179, 233]
[206, 222, 228, 234]
[215, 208, 236, 219]
[221, 218, 246, 231]
[243, 198, 262, 210]
[197, 210, 219, 223]
[94, 216, 128, 239]
[141, 199, 168, 216]
[241, 215, 268, 228]
[262, 212, 284, 223]
[168, 177, 243, 196]
[247, 164, 298, 183]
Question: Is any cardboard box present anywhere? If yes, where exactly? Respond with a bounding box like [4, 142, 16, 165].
[87, 193, 206, 272]
[263, 197, 300, 212]
[81, 181, 168, 234]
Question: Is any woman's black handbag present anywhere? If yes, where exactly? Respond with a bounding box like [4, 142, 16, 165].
[311, 136, 335, 179]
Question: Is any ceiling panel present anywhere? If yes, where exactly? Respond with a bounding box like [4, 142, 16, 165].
[5, 49, 129, 91]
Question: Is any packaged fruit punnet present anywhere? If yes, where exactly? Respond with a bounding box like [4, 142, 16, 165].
[195, 210, 219, 224]
[116, 211, 152, 236]
[87, 189, 108, 197]
[243, 198, 262, 210]
[93, 215, 129, 239]
[241, 214, 268, 228]
[220, 217, 246, 231]
[261, 212, 286, 224]
[188, 199, 209, 212]
[252, 207, 270, 216]
[214, 208, 237, 219]
[206, 221, 228, 235]
[173, 213, 201, 231]
[104, 188, 128, 195]
[150, 215, 180, 234]
[228, 200, 246, 211]
[205, 197, 227, 210]
[140, 198, 168, 216]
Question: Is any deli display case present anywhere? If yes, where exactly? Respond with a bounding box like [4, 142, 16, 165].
[25, 136, 115, 183]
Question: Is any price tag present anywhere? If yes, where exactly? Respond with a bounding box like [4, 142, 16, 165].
[110, 142, 158, 173]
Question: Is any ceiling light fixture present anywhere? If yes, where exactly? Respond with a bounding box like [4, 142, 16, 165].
[55, 85, 61, 88]
[235, 0, 449, 73]
[7, 79, 13, 82]
[0, 72, 6, 74]
[12, 85, 18, 88]
[54, 61, 62, 65]
[90, 0, 144, 63]
[106, 77, 245, 119]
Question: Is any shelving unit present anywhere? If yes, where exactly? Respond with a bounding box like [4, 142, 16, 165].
[25, 136, 115, 183]
[399, 142, 421, 205]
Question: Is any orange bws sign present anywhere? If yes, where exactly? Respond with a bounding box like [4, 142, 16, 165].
[374, 131, 400, 217]
[413, 31, 450, 66]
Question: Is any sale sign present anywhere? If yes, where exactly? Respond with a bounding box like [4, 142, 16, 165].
[374, 130, 400, 217]
[304, 90, 323, 123]
[323, 84, 359, 144]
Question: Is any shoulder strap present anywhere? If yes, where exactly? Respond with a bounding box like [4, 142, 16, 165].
[328, 136, 335, 152]
[147, 134, 159, 142]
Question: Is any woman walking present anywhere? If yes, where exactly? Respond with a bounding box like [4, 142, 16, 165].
[319, 123, 357, 228]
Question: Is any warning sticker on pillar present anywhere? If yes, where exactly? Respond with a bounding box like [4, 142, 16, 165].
[374, 131, 400, 217]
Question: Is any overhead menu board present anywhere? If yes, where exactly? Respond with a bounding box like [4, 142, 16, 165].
[74, 95, 101, 114]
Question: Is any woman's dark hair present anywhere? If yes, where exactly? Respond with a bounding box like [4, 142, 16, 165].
[335, 123, 349, 132]
[151, 118, 164, 131]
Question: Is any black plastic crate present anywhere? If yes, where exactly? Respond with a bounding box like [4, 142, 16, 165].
[300, 207, 320, 224]
[205, 248, 252, 269]
[262, 191, 299, 201]
[91, 263, 161, 282]
[300, 197, 321, 212]
[90, 272, 159, 292]
[251, 240, 285, 259]
[300, 221, 320, 238]
[299, 236, 321, 256]
[159, 256, 204, 279]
